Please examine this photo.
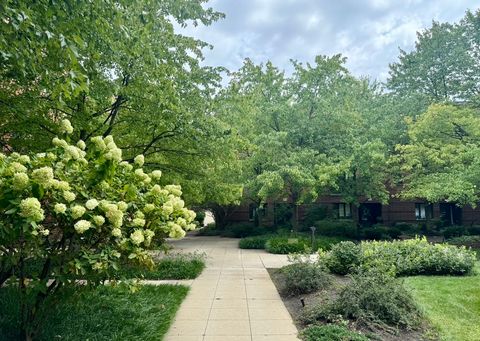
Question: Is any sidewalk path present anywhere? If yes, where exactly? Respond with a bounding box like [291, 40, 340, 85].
[164, 236, 300, 341]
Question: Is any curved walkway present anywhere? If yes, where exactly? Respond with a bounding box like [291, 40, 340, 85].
[165, 236, 300, 341]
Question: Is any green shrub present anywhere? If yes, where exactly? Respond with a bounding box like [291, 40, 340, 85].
[326, 241, 361, 275]
[394, 222, 417, 231]
[223, 223, 265, 238]
[281, 260, 331, 296]
[239, 235, 270, 249]
[467, 226, 480, 235]
[266, 237, 309, 254]
[443, 226, 467, 239]
[194, 210, 206, 226]
[361, 237, 476, 276]
[302, 205, 332, 229]
[315, 236, 350, 251]
[197, 223, 221, 236]
[118, 253, 205, 280]
[300, 324, 369, 341]
[447, 235, 480, 247]
[314, 220, 358, 239]
[362, 226, 401, 240]
[302, 269, 422, 331]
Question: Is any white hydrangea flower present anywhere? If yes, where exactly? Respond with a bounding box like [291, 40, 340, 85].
[85, 199, 99, 210]
[8, 162, 27, 174]
[132, 218, 145, 227]
[162, 203, 174, 216]
[144, 229, 155, 246]
[60, 119, 74, 134]
[93, 215, 105, 226]
[111, 228, 122, 238]
[54, 203, 67, 214]
[12, 172, 29, 191]
[151, 170, 162, 179]
[130, 229, 145, 245]
[134, 168, 145, 179]
[71, 205, 86, 219]
[19, 197, 44, 222]
[91, 136, 106, 151]
[134, 211, 145, 219]
[74, 220, 91, 234]
[143, 204, 155, 213]
[120, 161, 133, 171]
[18, 155, 31, 164]
[40, 228, 50, 236]
[52, 137, 68, 148]
[176, 217, 187, 227]
[168, 223, 186, 239]
[134, 155, 144, 167]
[105, 204, 124, 228]
[77, 140, 86, 150]
[185, 223, 196, 231]
[52, 180, 70, 191]
[63, 191, 76, 202]
[104, 135, 114, 145]
[143, 176, 151, 185]
[165, 184, 182, 196]
[117, 201, 128, 212]
[31, 167, 54, 188]
[65, 145, 81, 160]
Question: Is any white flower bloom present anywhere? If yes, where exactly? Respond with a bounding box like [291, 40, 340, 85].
[54, 203, 67, 214]
[93, 215, 105, 226]
[132, 218, 145, 227]
[40, 228, 50, 236]
[71, 205, 86, 219]
[18, 155, 31, 164]
[85, 199, 99, 210]
[52, 137, 68, 148]
[151, 170, 162, 179]
[134, 168, 145, 178]
[74, 220, 91, 234]
[162, 203, 174, 216]
[12, 172, 29, 190]
[63, 191, 76, 202]
[65, 145, 81, 160]
[77, 140, 86, 150]
[111, 228, 122, 238]
[117, 201, 128, 212]
[165, 184, 182, 196]
[134, 211, 145, 219]
[19, 198, 44, 222]
[130, 229, 145, 245]
[143, 176, 151, 185]
[52, 180, 70, 191]
[134, 154, 144, 167]
[31, 167, 54, 188]
[186, 223, 196, 231]
[144, 204, 155, 213]
[104, 135, 114, 145]
[91, 136, 106, 151]
[144, 229, 155, 246]
[8, 162, 27, 174]
[60, 119, 74, 134]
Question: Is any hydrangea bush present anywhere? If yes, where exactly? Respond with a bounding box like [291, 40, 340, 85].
[0, 120, 196, 338]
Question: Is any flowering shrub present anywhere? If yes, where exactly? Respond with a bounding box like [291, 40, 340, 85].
[0, 120, 196, 338]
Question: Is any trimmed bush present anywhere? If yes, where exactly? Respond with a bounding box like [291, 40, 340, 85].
[363, 226, 401, 240]
[281, 261, 331, 296]
[239, 235, 271, 249]
[447, 235, 480, 248]
[326, 241, 361, 275]
[302, 205, 332, 229]
[266, 237, 309, 254]
[300, 324, 369, 341]
[302, 269, 422, 331]
[361, 237, 476, 276]
[443, 225, 467, 239]
[314, 220, 358, 239]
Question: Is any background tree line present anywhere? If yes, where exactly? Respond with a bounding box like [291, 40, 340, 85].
[1, 1, 479, 228]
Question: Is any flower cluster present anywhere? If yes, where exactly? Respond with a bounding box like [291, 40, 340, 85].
[0, 119, 196, 277]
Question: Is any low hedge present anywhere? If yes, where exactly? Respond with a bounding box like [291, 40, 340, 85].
[246, 235, 348, 254]
[239, 235, 271, 249]
[325, 237, 476, 276]
[314, 219, 358, 239]
[300, 324, 369, 341]
[266, 237, 309, 254]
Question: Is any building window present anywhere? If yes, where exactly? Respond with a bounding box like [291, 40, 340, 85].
[248, 203, 256, 221]
[335, 203, 352, 218]
[415, 203, 433, 220]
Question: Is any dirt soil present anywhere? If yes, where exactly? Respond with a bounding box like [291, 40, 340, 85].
[267, 268, 437, 341]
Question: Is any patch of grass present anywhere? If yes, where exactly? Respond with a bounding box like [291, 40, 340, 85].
[300, 324, 370, 341]
[119, 253, 205, 280]
[0, 284, 188, 341]
[404, 267, 480, 341]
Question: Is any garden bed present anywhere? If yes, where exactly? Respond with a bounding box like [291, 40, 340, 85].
[268, 268, 433, 341]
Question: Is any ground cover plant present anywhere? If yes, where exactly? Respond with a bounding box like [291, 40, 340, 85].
[300, 324, 370, 341]
[0, 284, 188, 340]
[281, 257, 331, 296]
[404, 268, 480, 341]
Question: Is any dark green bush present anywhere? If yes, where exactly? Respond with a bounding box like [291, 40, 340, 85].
[362, 226, 388, 240]
[265, 237, 309, 254]
[300, 324, 369, 341]
[394, 222, 417, 231]
[302, 268, 422, 331]
[467, 226, 480, 235]
[238, 235, 271, 249]
[443, 225, 467, 239]
[194, 210, 206, 226]
[314, 236, 350, 251]
[302, 205, 332, 230]
[281, 261, 331, 296]
[447, 235, 480, 248]
[326, 241, 361, 275]
[196, 223, 221, 236]
[314, 220, 358, 239]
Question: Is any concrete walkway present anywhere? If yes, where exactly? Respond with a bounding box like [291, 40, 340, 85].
[164, 236, 300, 341]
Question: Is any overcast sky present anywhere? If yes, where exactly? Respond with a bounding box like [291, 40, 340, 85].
[179, 0, 478, 82]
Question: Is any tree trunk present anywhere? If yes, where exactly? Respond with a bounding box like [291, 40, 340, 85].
[292, 204, 299, 231]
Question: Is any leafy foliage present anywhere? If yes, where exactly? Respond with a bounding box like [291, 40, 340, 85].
[300, 324, 370, 341]
[314, 220, 358, 239]
[325, 241, 362, 275]
[281, 260, 331, 296]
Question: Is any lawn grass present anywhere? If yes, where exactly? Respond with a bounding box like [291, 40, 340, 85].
[404, 263, 480, 341]
[0, 284, 188, 341]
